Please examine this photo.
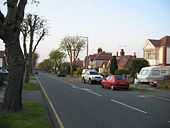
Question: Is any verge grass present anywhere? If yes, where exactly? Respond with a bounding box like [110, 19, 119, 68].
[0, 102, 51, 128]
[23, 82, 39, 90]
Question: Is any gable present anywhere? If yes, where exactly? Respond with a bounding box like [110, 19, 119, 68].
[143, 40, 156, 50]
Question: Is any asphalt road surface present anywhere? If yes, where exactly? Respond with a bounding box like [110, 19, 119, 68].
[37, 73, 170, 128]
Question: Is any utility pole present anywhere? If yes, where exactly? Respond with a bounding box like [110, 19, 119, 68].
[77, 36, 89, 68]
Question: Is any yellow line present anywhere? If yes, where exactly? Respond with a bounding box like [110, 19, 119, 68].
[36, 77, 64, 128]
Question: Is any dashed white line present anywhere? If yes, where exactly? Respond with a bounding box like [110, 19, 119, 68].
[110, 99, 147, 114]
[86, 90, 102, 97]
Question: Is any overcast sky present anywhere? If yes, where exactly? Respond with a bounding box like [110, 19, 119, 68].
[1, 0, 170, 62]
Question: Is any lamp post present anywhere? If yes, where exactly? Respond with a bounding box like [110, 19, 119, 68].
[77, 36, 89, 68]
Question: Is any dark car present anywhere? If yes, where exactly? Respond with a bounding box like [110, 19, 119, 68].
[101, 75, 129, 90]
[149, 75, 170, 87]
[0, 67, 9, 81]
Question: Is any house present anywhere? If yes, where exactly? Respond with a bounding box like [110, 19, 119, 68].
[88, 48, 112, 70]
[0, 51, 5, 67]
[76, 58, 83, 68]
[143, 36, 170, 66]
[105, 49, 135, 73]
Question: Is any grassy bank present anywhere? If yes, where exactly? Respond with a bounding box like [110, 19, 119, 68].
[0, 102, 51, 128]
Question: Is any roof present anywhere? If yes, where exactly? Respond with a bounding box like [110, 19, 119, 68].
[116, 55, 132, 68]
[0, 51, 4, 58]
[148, 36, 170, 47]
[89, 52, 112, 61]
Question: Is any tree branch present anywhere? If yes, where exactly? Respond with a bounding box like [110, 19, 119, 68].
[32, 28, 45, 53]
[16, 0, 27, 27]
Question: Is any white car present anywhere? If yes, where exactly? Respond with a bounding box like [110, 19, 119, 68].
[82, 70, 103, 85]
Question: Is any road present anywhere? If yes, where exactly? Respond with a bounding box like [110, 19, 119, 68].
[37, 73, 170, 128]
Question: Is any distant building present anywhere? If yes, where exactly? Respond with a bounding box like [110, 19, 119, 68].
[76, 58, 83, 68]
[143, 36, 170, 66]
[105, 49, 135, 73]
[88, 48, 112, 70]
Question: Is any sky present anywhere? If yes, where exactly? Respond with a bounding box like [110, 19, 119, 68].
[0, 0, 170, 62]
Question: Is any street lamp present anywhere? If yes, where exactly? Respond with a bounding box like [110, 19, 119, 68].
[77, 36, 89, 68]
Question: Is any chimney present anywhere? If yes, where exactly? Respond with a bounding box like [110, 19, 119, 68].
[120, 49, 125, 56]
[133, 52, 136, 59]
[116, 51, 118, 57]
[98, 48, 102, 53]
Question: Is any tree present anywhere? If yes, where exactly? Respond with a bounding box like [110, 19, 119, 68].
[49, 49, 66, 73]
[21, 13, 48, 83]
[59, 36, 86, 76]
[129, 58, 149, 77]
[32, 52, 39, 68]
[110, 56, 118, 75]
[0, 0, 27, 112]
[38, 59, 53, 73]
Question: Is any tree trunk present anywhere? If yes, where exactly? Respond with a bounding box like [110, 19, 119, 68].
[24, 60, 30, 83]
[3, 40, 25, 112]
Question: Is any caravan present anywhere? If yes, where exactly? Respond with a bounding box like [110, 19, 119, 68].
[137, 66, 170, 83]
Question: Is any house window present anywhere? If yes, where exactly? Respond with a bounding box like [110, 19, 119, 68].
[161, 70, 166, 74]
[144, 50, 155, 59]
[152, 70, 160, 75]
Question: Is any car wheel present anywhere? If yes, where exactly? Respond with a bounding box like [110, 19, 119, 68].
[88, 79, 92, 85]
[111, 85, 115, 91]
[83, 78, 86, 83]
[101, 83, 104, 88]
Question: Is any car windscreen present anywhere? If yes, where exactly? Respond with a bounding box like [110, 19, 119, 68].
[115, 75, 127, 80]
[90, 71, 100, 75]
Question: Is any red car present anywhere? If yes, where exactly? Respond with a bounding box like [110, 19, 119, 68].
[149, 75, 170, 87]
[101, 75, 129, 90]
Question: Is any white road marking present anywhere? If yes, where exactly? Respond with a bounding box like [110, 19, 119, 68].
[168, 121, 170, 123]
[110, 99, 147, 114]
[86, 90, 102, 97]
[69, 83, 102, 97]
[36, 77, 64, 128]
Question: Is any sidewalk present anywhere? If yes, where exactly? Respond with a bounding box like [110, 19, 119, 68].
[0, 80, 43, 103]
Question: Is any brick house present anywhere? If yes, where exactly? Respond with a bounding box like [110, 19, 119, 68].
[143, 36, 170, 66]
[105, 49, 135, 73]
[88, 48, 112, 70]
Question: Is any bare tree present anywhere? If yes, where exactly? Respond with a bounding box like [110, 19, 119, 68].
[0, 0, 27, 112]
[21, 13, 48, 83]
[60, 36, 86, 76]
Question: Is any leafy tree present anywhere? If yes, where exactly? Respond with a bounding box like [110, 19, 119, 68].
[59, 36, 86, 76]
[38, 59, 53, 73]
[110, 56, 118, 75]
[21, 13, 48, 83]
[49, 49, 66, 73]
[129, 58, 149, 77]
[32, 52, 39, 68]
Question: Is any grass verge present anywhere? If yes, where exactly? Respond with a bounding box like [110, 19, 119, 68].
[23, 82, 39, 90]
[0, 102, 51, 128]
[129, 87, 149, 92]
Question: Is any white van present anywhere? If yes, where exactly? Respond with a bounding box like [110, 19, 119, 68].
[137, 66, 170, 82]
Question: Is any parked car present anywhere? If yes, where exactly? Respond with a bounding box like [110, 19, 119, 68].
[81, 69, 92, 81]
[149, 75, 170, 87]
[82, 70, 103, 84]
[0, 67, 8, 81]
[101, 75, 129, 90]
